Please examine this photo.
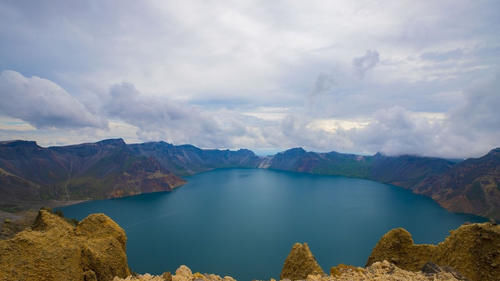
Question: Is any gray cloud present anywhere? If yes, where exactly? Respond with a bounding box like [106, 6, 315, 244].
[0, 70, 106, 129]
[307, 72, 336, 111]
[347, 72, 500, 158]
[104, 82, 248, 148]
[311, 73, 336, 97]
[445, 73, 500, 154]
[348, 107, 442, 156]
[353, 50, 380, 78]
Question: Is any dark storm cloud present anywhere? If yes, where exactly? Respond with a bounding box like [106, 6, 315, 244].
[0, 70, 106, 129]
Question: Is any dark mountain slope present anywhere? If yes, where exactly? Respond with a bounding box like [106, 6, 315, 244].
[129, 141, 261, 176]
[413, 148, 500, 219]
[0, 139, 260, 212]
[368, 154, 454, 188]
[0, 140, 70, 185]
[267, 148, 454, 188]
[0, 168, 41, 211]
[0, 139, 184, 211]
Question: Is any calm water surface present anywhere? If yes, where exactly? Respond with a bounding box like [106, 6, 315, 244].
[61, 168, 484, 280]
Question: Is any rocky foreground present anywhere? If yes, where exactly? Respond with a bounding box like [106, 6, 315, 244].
[113, 261, 467, 281]
[0, 210, 499, 281]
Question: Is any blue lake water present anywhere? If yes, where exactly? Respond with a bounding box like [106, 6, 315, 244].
[60, 168, 485, 280]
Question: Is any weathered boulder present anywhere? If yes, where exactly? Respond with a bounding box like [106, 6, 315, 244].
[367, 222, 500, 281]
[0, 210, 130, 281]
[280, 242, 324, 280]
[365, 228, 435, 271]
[172, 265, 193, 281]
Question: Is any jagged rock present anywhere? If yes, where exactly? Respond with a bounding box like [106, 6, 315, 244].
[365, 228, 435, 271]
[367, 222, 500, 281]
[280, 242, 324, 280]
[0, 210, 130, 281]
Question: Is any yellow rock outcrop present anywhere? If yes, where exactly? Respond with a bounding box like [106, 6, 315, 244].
[367, 222, 500, 281]
[280, 242, 324, 280]
[0, 210, 130, 281]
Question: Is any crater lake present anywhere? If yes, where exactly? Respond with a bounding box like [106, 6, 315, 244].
[60, 168, 485, 281]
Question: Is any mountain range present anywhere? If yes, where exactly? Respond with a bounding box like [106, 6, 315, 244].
[0, 139, 499, 220]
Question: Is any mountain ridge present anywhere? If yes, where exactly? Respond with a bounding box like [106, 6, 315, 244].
[0, 139, 499, 220]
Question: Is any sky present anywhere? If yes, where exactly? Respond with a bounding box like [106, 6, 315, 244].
[0, 0, 499, 158]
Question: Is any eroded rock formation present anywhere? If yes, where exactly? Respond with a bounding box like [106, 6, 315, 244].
[367, 222, 500, 281]
[280, 242, 324, 280]
[0, 210, 130, 281]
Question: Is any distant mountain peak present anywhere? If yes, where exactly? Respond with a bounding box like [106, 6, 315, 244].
[489, 147, 500, 155]
[283, 147, 306, 154]
[95, 138, 126, 146]
[0, 140, 40, 148]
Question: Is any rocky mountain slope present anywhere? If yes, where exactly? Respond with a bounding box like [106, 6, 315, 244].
[0, 139, 263, 213]
[413, 148, 500, 220]
[129, 141, 261, 176]
[0, 139, 185, 212]
[266, 147, 454, 189]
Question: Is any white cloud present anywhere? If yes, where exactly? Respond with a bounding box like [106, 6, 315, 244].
[0, 70, 106, 129]
[0, 1, 499, 158]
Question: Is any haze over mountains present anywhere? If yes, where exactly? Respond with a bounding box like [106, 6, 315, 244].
[1, 139, 499, 220]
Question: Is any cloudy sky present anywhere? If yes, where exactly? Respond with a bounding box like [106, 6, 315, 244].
[0, 0, 499, 158]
